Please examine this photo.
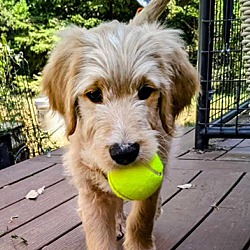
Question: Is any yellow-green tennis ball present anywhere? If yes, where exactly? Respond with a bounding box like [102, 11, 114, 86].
[108, 154, 164, 201]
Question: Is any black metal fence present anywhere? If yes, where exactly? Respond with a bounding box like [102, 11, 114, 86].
[0, 41, 56, 168]
[195, 0, 250, 149]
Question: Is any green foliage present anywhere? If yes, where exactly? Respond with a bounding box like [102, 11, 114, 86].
[165, 0, 199, 65]
[0, 0, 141, 75]
[0, 0, 199, 75]
[0, 36, 57, 156]
[70, 15, 101, 28]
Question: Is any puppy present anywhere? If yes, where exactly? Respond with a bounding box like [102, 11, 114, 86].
[42, 0, 199, 249]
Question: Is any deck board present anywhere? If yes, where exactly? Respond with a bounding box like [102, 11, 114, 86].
[0, 164, 64, 210]
[42, 225, 125, 250]
[169, 158, 250, 172]
[209, 138, 244, 149]
[0, 198, 80, 250]
[176, 173, 250, 250]
[161, 169, 200, 202]
[217, 139, 250, 162]
[0, 161, 55, 189]
[28, 154, 62, 164]
[41, 225, 86, 250]
[154, 170, 243, 249]
[0, 180, 77, 235]
[0, 127, 249, 250]
[178, 149, 226, 161]
[41, 170, 200, 250]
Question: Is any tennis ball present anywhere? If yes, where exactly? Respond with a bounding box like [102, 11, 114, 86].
[108, 154, 164, 201]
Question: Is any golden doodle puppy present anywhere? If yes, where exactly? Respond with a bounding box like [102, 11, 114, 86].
[42, 0, 199, 249]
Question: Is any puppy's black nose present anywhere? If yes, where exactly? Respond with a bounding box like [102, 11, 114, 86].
[109, 143, 140, 165]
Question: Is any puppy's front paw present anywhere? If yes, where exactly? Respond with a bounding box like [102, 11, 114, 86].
[123, 241, 156, 250]
[124, 235, 156, 250]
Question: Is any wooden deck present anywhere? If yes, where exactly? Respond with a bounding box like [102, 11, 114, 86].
[0, 127, 249, 250]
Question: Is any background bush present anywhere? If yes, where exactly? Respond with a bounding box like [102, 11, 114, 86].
[0, 0, 199, 77]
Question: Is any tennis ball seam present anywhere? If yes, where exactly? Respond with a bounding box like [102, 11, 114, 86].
[109, 178, 132, 200]
[144, 163, 162, 176]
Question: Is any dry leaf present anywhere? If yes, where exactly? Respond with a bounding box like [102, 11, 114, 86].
[11, 234, 28, 245]
[37, 186, 45, 195]
[25, 186, 46, 200]
[210, 204, 220, 210]
[9, 215, 19, 224]
[25, 190, 39, 200]
[177, 183, 194, 189]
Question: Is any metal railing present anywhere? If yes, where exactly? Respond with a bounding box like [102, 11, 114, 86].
[195, 0, 250, 149]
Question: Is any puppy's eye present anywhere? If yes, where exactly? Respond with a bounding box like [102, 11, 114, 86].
[86, 89, 103, 103]
[138, 86, 155, 100]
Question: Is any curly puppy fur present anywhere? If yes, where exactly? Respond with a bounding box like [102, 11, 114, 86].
[42, 1, 199, 249]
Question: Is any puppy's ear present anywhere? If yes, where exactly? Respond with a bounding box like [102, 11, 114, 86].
[132, 0, 170, 25]
[42, 27, 85, 136]
[159, 88, 174, 136]
[159, 42, 199, 135]
[169, 47, 200, 118]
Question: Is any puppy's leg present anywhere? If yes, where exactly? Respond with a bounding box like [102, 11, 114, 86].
[124, 189, 160, 250]
[154, 194, 163, 221]
[116, 198, 126, 240]
[78, 189, 117, 250]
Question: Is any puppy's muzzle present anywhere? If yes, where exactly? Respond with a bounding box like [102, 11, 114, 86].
[109, 143, 140, 165]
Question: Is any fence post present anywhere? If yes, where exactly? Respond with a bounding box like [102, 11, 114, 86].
[195, 0, 215, 150]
